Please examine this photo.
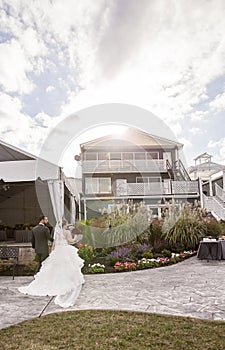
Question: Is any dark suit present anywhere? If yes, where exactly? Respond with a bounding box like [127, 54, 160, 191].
[31, 223, 53, 273]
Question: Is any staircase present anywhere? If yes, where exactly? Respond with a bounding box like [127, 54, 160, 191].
[166, 159, 191, 181]
[203, 184, 225, 220]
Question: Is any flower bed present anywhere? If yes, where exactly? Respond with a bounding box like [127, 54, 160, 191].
[77, 244, 197, 274]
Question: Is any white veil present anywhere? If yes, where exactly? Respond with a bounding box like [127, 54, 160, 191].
[52, 220, 67, 249]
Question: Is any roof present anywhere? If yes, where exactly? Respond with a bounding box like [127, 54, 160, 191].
[0, 139, 36, 162]
[80, 128, 183, 150]
[0, 140, 60, 182]
[194, 152, 213, 161]
[188, 161, 225, 179]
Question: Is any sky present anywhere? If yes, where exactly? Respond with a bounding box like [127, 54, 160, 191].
[0, 0, 225, 177]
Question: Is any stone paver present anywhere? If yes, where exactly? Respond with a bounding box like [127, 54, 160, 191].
[1, 256, 225, 329]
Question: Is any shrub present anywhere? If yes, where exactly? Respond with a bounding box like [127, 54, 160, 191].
[220, 220, 225, 235]
[148, 218, 165, 248]
[170, 256, 181, 264]
[131, 243, 153, 259]
[142, 251, 153, 259]
[88, 216, 109, 228]
[95, 247, 114, 257]
[88, 201, 152, 248]
[107, 255, 120, 267]
[205, 217, 222, 237]
[161, 249, 172, 258]
[137, 258, 156, 269]
[78, 245, 95, 265]
[163, 203, 207, 250]
[88, 263, 105, 274]
[106, 246, 134, 266]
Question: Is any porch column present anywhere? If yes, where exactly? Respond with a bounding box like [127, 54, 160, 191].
[157, 207, 161, 218]
[198, 178, 203, 207]
[209, 176, 213, 196]
[84, 199, 87, 221]
[79, 196, 82, 221]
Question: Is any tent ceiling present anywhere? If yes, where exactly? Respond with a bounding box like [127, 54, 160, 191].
[0, 181, 34, 204]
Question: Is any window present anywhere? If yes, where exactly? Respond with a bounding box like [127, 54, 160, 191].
[85, 178, 111, 194]
[122, 152, 133, 160]
[98, 152, 109, 160]
[146, 152, 159, 159]
[110, 152, 121, 160]
[85, 152, 97, 160]
[134, 152, 145, 160]
[136, 176, 161, 183]
[99, 178, 111, 192]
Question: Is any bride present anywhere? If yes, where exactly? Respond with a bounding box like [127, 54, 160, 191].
[18, 219, 85, 308]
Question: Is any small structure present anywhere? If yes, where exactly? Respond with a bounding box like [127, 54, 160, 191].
[188, 153, 224, 181]
[188, 153, 225, 220]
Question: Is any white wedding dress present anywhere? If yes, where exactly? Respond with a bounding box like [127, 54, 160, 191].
[18, 228, 85, 308]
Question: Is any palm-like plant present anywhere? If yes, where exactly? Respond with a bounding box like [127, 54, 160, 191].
[163, 203, 207, 249]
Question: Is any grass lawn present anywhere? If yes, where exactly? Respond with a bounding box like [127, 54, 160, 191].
[0, 310, 225, 350]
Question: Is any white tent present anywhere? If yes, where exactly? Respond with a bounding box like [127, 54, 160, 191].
[0, 140, 66, 229]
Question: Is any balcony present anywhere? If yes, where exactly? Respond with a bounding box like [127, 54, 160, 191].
[82, 159, 167, 173]
[114, 180, 199, 196]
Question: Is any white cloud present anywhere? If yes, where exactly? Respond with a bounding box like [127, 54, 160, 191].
[1, 0, 225, 166]
[207, 138, 225, 164]
[33, 111, 54, 128]
[190, 127, 204, 135]
[190, 110, 209, 122]
[20, 27, 47, 58]
[59, 0, 225, 133]
[0, 93, 54, 156]
[208, 139, 223, 149]
[0, 40, 34, 94]
[209, 92, 225, 112]
[46, 85, 55, 93]
[178, 137, 192, 150]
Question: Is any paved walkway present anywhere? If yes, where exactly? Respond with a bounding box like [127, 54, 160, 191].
[1, 256, 225, 329]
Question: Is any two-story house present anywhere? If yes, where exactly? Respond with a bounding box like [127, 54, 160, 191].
[78, 128, 200, 220]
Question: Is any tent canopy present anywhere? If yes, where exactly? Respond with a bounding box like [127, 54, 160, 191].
[0, 140, 60, 182]
[0, 140, 65, 227]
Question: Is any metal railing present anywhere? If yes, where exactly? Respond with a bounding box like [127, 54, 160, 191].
[174, 159, 191, 181]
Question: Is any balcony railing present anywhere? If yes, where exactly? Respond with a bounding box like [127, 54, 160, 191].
[171, 181, 199, 194]
[83, 159, 167, 173]
[203, 194, 225, 220]
[114, 180, 199, 196]
[215, 183, 225, 202]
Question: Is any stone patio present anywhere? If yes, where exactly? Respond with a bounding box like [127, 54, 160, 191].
[1, 256, 225, 329]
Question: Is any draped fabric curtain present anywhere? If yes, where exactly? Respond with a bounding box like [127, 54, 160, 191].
[47, 180, 64, 237]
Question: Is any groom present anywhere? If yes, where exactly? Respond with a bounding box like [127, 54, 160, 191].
[31, 215, 54, 273]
